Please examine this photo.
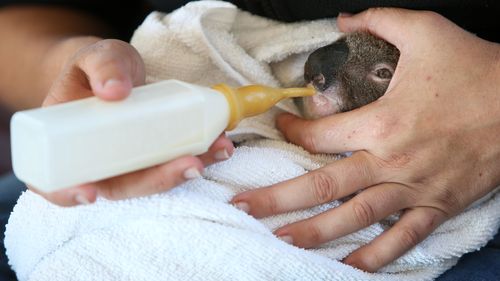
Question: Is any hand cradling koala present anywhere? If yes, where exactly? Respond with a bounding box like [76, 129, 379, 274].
[296, 32, 400, 119]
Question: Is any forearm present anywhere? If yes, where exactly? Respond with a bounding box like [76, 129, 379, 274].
[0, 5, 114, 110]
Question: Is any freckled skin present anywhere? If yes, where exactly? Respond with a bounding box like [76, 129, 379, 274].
[296, 32, 400, 119]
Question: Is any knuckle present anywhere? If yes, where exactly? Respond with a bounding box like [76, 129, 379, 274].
[96, 179, 127, 200]
[305, 222, 325, 245]
[41, 193, 65, 206]
[374, 151, 414, 170]
[83, 41, 131, 71]
[98, 186, 120, 200]
[351, 152, 378, 182]
[421, 209, 445, 230]
[96, 39, 126, 51]
[364, 7, 384, 19]
[309, 171, 339, 204]
[299, 131, 319, 153]
[94, 55, 123, 70]
[362, 8, 377, 21]
[397, 225, 421, 249]
[264, 191, 280, 214]
[387, 152, 412, 167]
[352, 199, 376, 227]
[155, 166, 183, 190]
[430, 185, 462, 216]
[363, 7, 387, 28]
[154, 157, 203, 191]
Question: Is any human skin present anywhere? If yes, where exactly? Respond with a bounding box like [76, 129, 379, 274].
[231, 8, 500, 272]
[0, 6, 234, 206]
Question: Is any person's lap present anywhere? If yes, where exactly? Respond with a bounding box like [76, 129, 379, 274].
[436, 230, 500, 281]
[0, 173, 25, 281]
[0, 172, 497, 281]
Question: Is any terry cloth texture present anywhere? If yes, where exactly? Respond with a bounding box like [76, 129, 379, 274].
[5, 1, 500, 280]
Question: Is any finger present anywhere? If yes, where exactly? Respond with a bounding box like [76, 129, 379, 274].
[343, 207, 447, 272]
[276, 106, 379, 153]
[273, 183, 411, 249]
[337, 8, 417, 50]
[197, 134, 234, 165]
[43, 63, 95, 106]
[78, 39, 145, 100]
[29, 184, 98, 207]
[231, 151, 381, 218]
[44, 40, 146, 106]
[94, 155, 203, 200]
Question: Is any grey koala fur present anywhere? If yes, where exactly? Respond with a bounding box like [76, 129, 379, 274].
[296, 32, 400, 119]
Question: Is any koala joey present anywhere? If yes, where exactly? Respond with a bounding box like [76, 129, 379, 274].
[296, 32, 400, 119]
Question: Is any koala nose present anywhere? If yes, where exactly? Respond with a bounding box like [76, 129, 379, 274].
[304, 38, 349, 92]
[304, 68, 328, 92]
[310, 74, 325, 89]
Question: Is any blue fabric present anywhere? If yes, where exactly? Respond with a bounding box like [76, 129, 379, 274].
[437, 229, 500, 281]
[0, 172, 498, 281]
[0, 173, 25, 281]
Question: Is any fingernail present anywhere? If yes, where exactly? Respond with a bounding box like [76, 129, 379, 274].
[277, 235, 293, 244]
[233, 201, 250, 214]
[183, 167, 202, 180]
[103, 79, 123, 90]
[75, 194, 91, 205]
[214, 149, 230, 161]
[338, 12, 353, 18]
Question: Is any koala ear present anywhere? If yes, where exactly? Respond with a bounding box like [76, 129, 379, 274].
[369, 63, 394, 83]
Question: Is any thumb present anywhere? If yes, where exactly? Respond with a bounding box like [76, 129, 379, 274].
[337, 8, 418, 50]
[78, 39, 145, 101]
[276, 102, 380, 154]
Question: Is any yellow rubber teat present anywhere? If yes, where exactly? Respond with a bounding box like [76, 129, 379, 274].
[212, 83, 315, 130]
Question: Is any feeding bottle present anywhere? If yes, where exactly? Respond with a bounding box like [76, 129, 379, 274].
[11, 79, 314, 192]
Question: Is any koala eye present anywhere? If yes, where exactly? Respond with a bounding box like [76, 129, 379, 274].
[375, 68, 392, 79]
[369, 63, 395, 83]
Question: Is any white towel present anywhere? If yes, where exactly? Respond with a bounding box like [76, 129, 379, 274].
[5, 2, 500, 281]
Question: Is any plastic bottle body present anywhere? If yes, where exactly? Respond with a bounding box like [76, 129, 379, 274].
[11, 80, 229, 192]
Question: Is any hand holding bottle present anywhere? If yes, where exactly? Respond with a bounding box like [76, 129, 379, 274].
[33, 38, 234, 206]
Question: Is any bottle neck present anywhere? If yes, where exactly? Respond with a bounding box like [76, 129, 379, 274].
[212, 83, 315, 130]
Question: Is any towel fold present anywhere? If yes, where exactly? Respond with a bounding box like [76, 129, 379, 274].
[5, 2, 500, 280]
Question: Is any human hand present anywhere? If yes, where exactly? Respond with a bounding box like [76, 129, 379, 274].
[231, 8, 500, 272]
[32, 38, 234, 206]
